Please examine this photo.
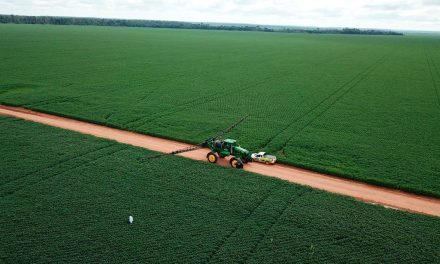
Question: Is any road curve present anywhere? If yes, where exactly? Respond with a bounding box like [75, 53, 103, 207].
[1, 104, 440, 217]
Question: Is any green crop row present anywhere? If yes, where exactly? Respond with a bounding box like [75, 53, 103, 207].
[0, 24, 439, 196]
[1, 116, 439, 263]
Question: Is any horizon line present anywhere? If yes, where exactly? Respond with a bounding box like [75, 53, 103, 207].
[2, 13, 439, 34]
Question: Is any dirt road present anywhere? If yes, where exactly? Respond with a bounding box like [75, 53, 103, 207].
[1, 104, 440, 217]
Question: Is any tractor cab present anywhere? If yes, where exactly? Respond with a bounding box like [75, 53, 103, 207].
[213, 138, 236, 157]
[223, 139, 236, 150]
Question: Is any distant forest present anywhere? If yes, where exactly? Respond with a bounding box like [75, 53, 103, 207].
[0, 14, 404, 36]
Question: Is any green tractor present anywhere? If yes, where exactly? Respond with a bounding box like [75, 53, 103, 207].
[205, 138, 252, 168]
[144, 116, 253, 169]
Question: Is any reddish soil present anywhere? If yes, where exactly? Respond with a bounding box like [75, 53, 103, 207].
[1, 104, 440, 217]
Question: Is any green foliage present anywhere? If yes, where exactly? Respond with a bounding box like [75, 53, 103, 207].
[1, 117, 439, 263]
[0, 15, 403, 35]
[0, 24, 439, 196]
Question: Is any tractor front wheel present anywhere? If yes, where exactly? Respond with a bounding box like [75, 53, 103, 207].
[230, 158, 243, 169]
[207, 152, 218, 164]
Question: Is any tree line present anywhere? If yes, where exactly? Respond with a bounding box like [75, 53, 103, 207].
[0, 15, 403, 36]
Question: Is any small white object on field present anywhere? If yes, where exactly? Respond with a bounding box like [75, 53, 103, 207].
[128, 215, 133, 224]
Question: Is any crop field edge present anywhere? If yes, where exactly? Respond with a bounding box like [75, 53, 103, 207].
[2, 101, 439, 199]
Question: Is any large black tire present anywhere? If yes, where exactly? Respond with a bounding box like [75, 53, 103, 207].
[207, 152, 218, 164]
[230, 157, 243, 169]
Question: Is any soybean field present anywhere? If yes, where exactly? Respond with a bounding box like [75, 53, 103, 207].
[1, 116, 440, 263]
[1, 24, 440, 196]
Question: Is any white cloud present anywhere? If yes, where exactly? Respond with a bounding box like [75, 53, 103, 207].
[0, 0, 439, 31]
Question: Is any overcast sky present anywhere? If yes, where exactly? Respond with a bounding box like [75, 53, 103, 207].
[1, 0, 439, 31]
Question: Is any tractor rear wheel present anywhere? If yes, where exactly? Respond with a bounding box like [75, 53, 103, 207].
[230, 158, 243, 169]
[207, 152, 218, 164]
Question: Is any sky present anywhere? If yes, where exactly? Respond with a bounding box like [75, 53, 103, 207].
[1, 0, 439, 31]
